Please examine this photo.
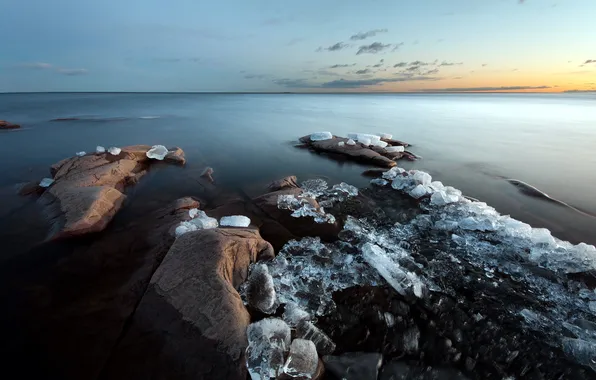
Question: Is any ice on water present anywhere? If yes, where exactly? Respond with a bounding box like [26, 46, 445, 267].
[107, 147, 121, 156]
[75, 151, 86, 157]
[220, 215, 251, 227]
[39, 178, 55, 188]
[309, 131, 333, 141]
[96, 146, 106, 153]
[281, 339, 319, 379]
[247, 318, 291, 379]
[385, 145, 405, 153]
[146, 144, 168, 160]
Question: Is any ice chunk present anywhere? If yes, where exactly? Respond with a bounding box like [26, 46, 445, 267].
[337, 141, 345, 147]
[296, 320, 336, 355]
[220, 215, 251, 227]
[403, 325, 420, 353]
[107, 147, 121, 155]
[356, 133, 381, 145]
[96, 146, 106, 153]
[429, 181, 445, 192]
[39, 178, 54, 188]
[281, 339, 319, 379]
[459, 216, 498, 232]
[562, 338, 596, 371]
[371, 178, 389, 186]
[189, 211, 218, 229]
[310, 131, 333, 141]
[382, 166, 405, 180]
[411, 171, 432, 186]
[531, 228, 556, 246]
[301, 179, 328, 197]
[430, 190, 460, 206]
[379, 133, 393, 139]
[359, 137, 372, 146]
[346, 139, 356, 146]
[247, 264, 277, 313]
[362, 243, 409, 296]
[332, 182, 358, 197]
[283, 302, 311, 327]
[75, 151, 86, 157]
[384, 312, 396, 327]
[174, 221, 197, 237]
[409, 184, 430, 199]
[278, 194, 301, 210]
[189, 208, 199, 219]
[385, 145, 405, 153]
[145, 144, 168, 160]
[373, 140, 388, 148]
[247, 318, 292, 379]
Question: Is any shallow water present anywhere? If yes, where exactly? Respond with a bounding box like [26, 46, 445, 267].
[1, 92, 595, 258]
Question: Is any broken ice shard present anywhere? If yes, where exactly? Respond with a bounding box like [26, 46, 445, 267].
[409, 184, 430, 199]
[301, 179, 328, 197]
[189, 211, 218, 229]
[379, 133, 393, 139]
[220, 215, 251, 227]
[295, 320, 336, 355]
[246, 318, 291, 379]
[385, 145, 405, 153]
[309, 131, 333, 141]
[247, 264, 277, 314]
[96, 146, 106, 153]
[283, 302, 311, 327]
[382, 166, 405, 180]
[359, 137, 372, 146]
[174, 221, 197, 237]
[107, 147, 121, 155]
[403, 325, 421, 353]
[332, 182, 358, 196]
[346, 139, 356, 146]
[411, 171, 432, 186]
[188, 208, 199, 219]
[145, 145, 168, 160]
[337, 141, 345, 147]
[371, 178, 389, 186]
[282, 339, 319, 379]
[75, 151, 86, 157]
[561, 338, 596, 372]
[39, 178, 55, 188]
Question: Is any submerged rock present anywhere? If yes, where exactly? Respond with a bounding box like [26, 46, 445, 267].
[0, 120, 20, 129]
[323, 352, 383, 380]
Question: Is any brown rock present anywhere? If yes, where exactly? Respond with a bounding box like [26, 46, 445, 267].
[164, 146, 186, 165]
[102, 228, 274, 380]
[16, 181, 44, 196]
[362, 169, 386, 178]
[381, 137, 409, 147]
[0, 120, 20, 129]
[267, 175, 299, 191]
[299, 135, 397, 168]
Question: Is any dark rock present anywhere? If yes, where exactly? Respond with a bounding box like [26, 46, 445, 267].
[164, 147, 186, 165]
[323, 352, 383, 380]
[247, 263, 276, 313]
[299, 135, 398, 168]
[200, 167, 215, 183]
[16, 181, 44, 196]
[295, 319, 336, 355]
[268, 175, 299, 191]
[379, 360, 469, 380]
[0, 120, 20, 129]
[102, 228, 274, 380]
[362, 169, 387, 178]
[381, 138, 409, 147]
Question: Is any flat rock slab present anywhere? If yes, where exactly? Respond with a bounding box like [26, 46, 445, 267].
[299, 135, 399, 168]
[0, 120, 20, 129]
[102, 228, 274, 380]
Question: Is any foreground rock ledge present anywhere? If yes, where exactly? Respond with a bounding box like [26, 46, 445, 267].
[39, 145, 186, 240]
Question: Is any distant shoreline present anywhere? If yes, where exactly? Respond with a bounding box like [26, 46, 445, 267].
[1, 91, 594, 95]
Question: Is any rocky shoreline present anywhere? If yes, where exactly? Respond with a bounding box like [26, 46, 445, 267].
[2, 134, 596, 380]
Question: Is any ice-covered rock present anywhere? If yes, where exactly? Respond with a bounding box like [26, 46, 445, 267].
[189, 208, 199, 219]
[296, 320, 336, 355]
[301, 179, 328, 197]
[174, 221, 197, 237]
[562, 338, 596, 372]
[107, 147, 121, 156]
[247, 264, 277, 314]
[411, 171, 432, 186]
[337, 141, 345, 147]
[359, 137, 372, 146]
[247, 318, 291, 379]
[409, 184, 430, 199]
[75, 151, 86, 157]
[385, 145, 405, 153]
[283, 302, 311, 327]
[220, 215, 251, 227]
[309, 132, 333, 141]
[145, 145, 168, 160]
[373, 140, 388, 148]
[379, 133, 393, 139]
[371, 178, 389, 186]
[281, 339, 319, 379]
[189, 211, 218, 229]
[346, 139, 356, 146]
[332, 182, 358, 197]
[39, 178, 55, 188]
[96, 146, 106, 153]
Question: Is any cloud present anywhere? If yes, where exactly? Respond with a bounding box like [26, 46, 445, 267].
[321, 76, 441, 88]
[153, 57, 202, 63]
[585, 60, 596, 64]
[356, 42, 393, 55]
[482, 63, 488, 67]
[350, 29, 388, 41]
[330, 63, 356, 68]
[439, 61, 463, 66]
[244, 74, 270, 79]
[372, 60, 384, 68]
[57, 68, 88, 76]
[415, 85, 552, 92]
[394, 62, 408, 68]
[355, 69, 372, 75]
[453, 76, 464, 79]
[272, 78, 313, 88]
[391, 43, 404, 52]
[423, 69, 440, 75]
[317, 42, 350, 52]
[20, 62, 53, 69]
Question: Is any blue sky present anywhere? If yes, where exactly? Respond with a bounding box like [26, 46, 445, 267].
[1, 0, 595, 92]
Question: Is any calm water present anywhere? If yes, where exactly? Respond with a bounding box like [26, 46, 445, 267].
[1, 92, 595, 256]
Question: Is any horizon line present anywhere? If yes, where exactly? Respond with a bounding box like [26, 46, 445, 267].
[1, 90, 592, 95]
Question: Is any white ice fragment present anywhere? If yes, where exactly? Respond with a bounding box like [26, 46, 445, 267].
[283, 302, 311, 327]
[189, 211, 218, 229]
[589, 301, 596, 314]
[430, 190, 460, 206]
[96, 146, 106, 153]
[357, 133, 381, 145]
[282, 339, 318, 379]
[39, 178, 54, 188]
[562, 338, 596, 371]
[385, 145, 405, 153]
[247, 264, 277, 314]
[220, 215, 251, 227]
[373, 140, 388, 148]
[332, 182, 358, 196]
[531, 228, 556, 246]
[346, 139, 356, 146]
[337, 141, 345, 147]
[391, 175, 413, 191]
[107, 147, 121, 155]
[371, 178, 389, 186]
[189, 208, 199, 219]
[359, 137, 372, 146]
[459, 216, 498, 232]
[174, 221, 197, 237]
[409, 184, 430, 199]
[75, 151, 86, 157]
[347, 133, 358, 140]
[411, 171, 432, 186]
[379, 133, 393, 139]
[296, 320, 336, 355]
[145, 144, 168, 160]
[301, 179, 328, 197]
[384, 312, 396, 327]
[382, 166, 405, 180]
[429, 181, 445, 192]
[362, 243, 409, 296]
[247, 318, 292, 379]
[310, 131, 333, 141]
[434, 220, 459, 231]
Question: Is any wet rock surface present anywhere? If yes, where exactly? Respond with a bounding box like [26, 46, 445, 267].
[0, 120, 20, 129]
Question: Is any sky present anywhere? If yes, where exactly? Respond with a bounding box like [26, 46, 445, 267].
[1, 0, 595, 93]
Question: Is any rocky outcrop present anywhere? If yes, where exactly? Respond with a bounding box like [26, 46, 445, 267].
[0, 120, 20, 129]
[39, 145, 186, 240]
[102, 228, 274, 380]
[299, 135, 399, 168]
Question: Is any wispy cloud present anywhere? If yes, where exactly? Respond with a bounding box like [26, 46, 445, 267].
[415, 85, 552, 92]
[272, 78, 313, 88]
[329, 63, 356, 68]
[19, 62, 53, 69]
[393, 62, 408, 68]
[356, 42, 393, 55]
[439, 61, 463, 66]
[355, 69, 372, 75]
[321, 76, 441, 88]
[350, 29, 388, 41]
[18, 62, 89, 76]
[316, 42, 350, 52]
[57, 68, 88, 76]
[585, 59, 596, 64]
[482, 63, 488, 67]
[244, 74, 271, 79]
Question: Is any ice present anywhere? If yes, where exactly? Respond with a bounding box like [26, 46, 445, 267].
[561, 338, 596, 371]
[355, 133, 381, 145]
[247, 264, 277, 313]
[309, 131, 333, 141]
[39, 178, 54, 188]
[384, 312, 396, 327]
[459, 216, 498, 232]
[247, 318, 291, 379]
[296, 320, 336, 355]
[301, 179, 328, 197]
[96, 146, 106, 153]
[379, 133, 393, 139]
[337, 141, 345, 147]
[359, 137, 372, 146]
[75, 151, 86, 157]
[278, 194, 301, 210]
[373, 140, 388, 148]
[332, 182, 358, 197]
[531, 228, 556, 246]
[174, 221, 197, 237]
[430, 190, 459, 206]
[283, 302, 311, 327]
[382, 166, 405, 180]
[391, 176, 414, 190]
[371, 178, 389, 186]
[281, 339, 319, 379]
[189, 208, 199, 219]
[107, 147, 121, 155]
[409, 184, 430, 199]
[146, 144, 168, 160]
[385, 145, 405, 153]
[403, 325, 420, 353]
[220, 215, 251, 227]
[346, 139, 356, 146]
[411, 171, 432, 186]
[189, 211, 218, 229]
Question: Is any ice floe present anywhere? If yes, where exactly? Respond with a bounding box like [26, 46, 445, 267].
[220, 215, 251, 227]
[39, 178, 55, 188]
[107, 147, 121, 156]
[309, 132, 333, 141]
[75, 151, 86, 157]
[246, 318, 291, 379]
[146, 145, 168, 160]
[96, 146, 106, 153]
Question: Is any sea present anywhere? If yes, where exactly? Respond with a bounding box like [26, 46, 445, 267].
[1, 92, 595, 261]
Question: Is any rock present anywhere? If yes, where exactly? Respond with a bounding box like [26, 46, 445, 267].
[201, 167, 215, 183]
[268, 175, 299, 191]
[280, 339, 319, 379]
[379, 361, 469, 380]
[164, 147, 186, 165]
[39, 145, 186, 239]
[323, 352, 383, 380]
[381, 138, 409, 147]
[299, 135, 398, 168]
[0, 120, 20, 129]
[102, 228, 274, 380]
[362, 169, 387, 178]
[16, 181, 44, 196]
